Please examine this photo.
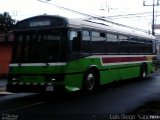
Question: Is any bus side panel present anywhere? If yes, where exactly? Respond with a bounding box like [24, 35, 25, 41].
[117, 64, 140, 80]
[100, 69, 118, 85]
[100, 64, 140, 85]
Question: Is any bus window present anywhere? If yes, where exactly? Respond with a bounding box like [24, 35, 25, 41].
[106, 33, 118, 54]
[13, 30, 64, 63]
[129, 37, 147, 54]
[69, 31, 81, 52]
[118, 35, 129, 54]
[128, 37, 139, 54]
[145, 40, 152, 53]
[138, 39, 146, 54]
[152, 40, 156, 54]
[91, 31, 106, 53]
[82, 30, 90, 53]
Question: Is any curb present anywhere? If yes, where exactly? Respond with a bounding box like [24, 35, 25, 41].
[0, 91, 13, 95]
[0, 87, 13, 95]
[0, 86, 6, 92]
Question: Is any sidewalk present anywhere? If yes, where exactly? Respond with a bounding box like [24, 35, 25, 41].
[0, 79, 13, 95]
[0, 79, 7, 91]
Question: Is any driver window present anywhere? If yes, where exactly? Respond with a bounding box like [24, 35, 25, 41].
[70, 31, 81, 52]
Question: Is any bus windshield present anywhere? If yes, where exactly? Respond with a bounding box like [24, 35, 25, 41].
[12, 30, 66, 63]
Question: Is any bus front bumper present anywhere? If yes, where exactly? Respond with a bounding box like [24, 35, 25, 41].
[6, 83, 65, 93]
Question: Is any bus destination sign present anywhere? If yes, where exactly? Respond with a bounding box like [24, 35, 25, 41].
[29, 20, 51, 27]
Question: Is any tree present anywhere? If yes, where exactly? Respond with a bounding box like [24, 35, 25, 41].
[0, 12, 15, 33]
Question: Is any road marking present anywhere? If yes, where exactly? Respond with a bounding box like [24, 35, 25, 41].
[2, 102, 44, 113]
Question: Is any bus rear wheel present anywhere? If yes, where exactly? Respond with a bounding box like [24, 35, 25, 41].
[83, 69, 99, 93]
[140, 64, 147, 80]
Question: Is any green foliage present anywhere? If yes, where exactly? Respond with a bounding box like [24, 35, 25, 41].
[0, 12, 15, 33]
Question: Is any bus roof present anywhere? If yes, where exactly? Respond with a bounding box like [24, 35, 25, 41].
[67, 17, 155, 40]
[15, 15, 155, 40]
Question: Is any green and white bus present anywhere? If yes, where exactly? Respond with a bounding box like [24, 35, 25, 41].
[7, 15, 157, 93]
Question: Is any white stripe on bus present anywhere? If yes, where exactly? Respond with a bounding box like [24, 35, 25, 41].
[87, 55, 156, 58]
[9, 62, 67, 67]
[101, 61, 152, 66]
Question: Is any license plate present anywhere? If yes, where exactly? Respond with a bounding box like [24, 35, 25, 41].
[46, 86, 54, 91]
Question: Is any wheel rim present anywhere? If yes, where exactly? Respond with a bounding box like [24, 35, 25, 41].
[86, 73, 95, 91]
[142, 71, 146, 78]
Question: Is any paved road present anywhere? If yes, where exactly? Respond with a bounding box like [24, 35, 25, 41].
[0, 71, 160, 120]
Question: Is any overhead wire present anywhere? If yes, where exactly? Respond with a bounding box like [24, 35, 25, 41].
[108, 12, 156, 19]
[37, 0, 150, 33]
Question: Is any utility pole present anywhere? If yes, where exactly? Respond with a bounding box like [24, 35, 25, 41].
[143, 0, 159, 36]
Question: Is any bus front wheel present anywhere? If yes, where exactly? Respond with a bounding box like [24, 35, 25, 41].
[83, 69, 99, 93]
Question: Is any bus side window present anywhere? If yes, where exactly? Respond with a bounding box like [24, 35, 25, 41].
[152, 40, 156, 54]
[82, 30, 90, 53]
[106, 33, 118, 54]
[69, 31, 81, 52]
[91, 31, 106, 53]
[118, 35, 129, 54]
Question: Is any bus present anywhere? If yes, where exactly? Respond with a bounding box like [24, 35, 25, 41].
[7, 15, 157, 93]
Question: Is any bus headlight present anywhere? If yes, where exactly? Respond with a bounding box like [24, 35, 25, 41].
[45, 74, 64, 82]
[48, 77, 56, 81]
[46, 76, 56, 82]
[11, 77, 19, 81]
[12, 78, 17, 81]
[51, 78, 56, 81]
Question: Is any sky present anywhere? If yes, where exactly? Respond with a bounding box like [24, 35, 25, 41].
[0, 0, 160, 33]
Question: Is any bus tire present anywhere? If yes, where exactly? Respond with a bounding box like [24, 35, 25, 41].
[140, 64, 147, 80]
[83, 69, 99, 93]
